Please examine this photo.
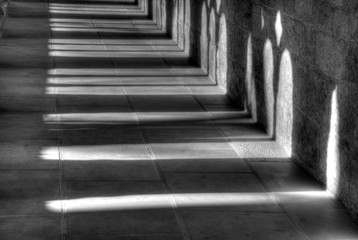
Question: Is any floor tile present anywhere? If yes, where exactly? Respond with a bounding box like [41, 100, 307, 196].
[57, 95, 129, 107]
[129, 95, 203, 112]
[67, 235, 185, 240]
[0, 96, 57, 112]
[60, 144, 160, 181]
[165, 173, 279, 212]
[151, 142, 239, 160]
[251, 162, 358, 240]
[143, 125, 226, 144]
[0, 114, 58, 140]
[230, 141, 290, 159]
[0, 69, 50, 97]
[181, 211, 304, 240]
[59, 125, 145, 145]
[0, 140, 59, 170]
[124, 86, 190, 96]
[66, 210, 181, 236]
[62, 159, 160, 182]
[0, 216, 61, 240]
[137, 112, 214, 126]
[0, 171, 60, 215]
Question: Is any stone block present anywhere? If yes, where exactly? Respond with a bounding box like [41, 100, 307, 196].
[315, 32, 346, 81]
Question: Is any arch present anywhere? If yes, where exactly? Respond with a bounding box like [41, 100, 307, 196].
[215, 0, 222, 12]
[263, 39, 274, 137]
[200, 3, 208, 72]
[208, 8, 216, 81]
[275, 11, 283, 47]
[216, 14, 227, 92]
[276, 49, 293, 155]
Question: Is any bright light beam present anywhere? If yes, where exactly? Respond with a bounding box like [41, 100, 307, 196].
[45, 191, 329, 213]
[45, 193, 275, 213]
[327, 87, 339, 197]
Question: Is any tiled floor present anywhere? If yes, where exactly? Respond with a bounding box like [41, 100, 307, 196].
[0, 0, 358, 240]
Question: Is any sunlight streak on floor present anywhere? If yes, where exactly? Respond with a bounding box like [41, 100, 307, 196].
[45, 191, 328, 213]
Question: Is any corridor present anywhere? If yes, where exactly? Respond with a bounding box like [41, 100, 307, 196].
[0, 0, 358, 239]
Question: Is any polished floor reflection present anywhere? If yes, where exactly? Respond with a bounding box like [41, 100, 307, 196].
[0, 0, 357, 240]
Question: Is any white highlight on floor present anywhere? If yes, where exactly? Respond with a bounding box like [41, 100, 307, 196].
[45, 191, 329, 213]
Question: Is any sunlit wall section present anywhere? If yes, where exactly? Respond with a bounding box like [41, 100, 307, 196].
[183, 0, 191, 54]
[276, 49, 293, 156]
[263, 39, 274, 137]
[208, 9, 216, 81]
[245, 34, 257, 122]
[160, 0, 167, 32]
[200, 3, 208, 73]
[216, 14, 227, 92]
[176, 0, 185, 49]
[326, 87, 339, 197]
[150, 0, 158, 23]
[171, 0, 179, 43]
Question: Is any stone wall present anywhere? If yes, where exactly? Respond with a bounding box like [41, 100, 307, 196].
[165, 0, 358, 221]
[171, 0, 248, 105]
[246, 0, 358, 221]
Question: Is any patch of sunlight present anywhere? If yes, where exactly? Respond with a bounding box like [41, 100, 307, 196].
[275, 11, 283, 47]
[326, 87, 339, 197]
[45, 192, 275, 213]
[39, 147, 60, 160]
[48, 68, 205, 77]
[43, 113, 137, 124]
[45, 191, 330, 213]
[40, 145, 150, 161]
[263, 39, 274, 137]
[45, 86, 124, 95]
[245, 34, 257, 122]
[47, 68, 116, 76]
[261, 8, 265, 30]
[277, 191, 329, 198]
[136, 112, 212, 123]
[217, 14, 228, 93]
[277, 49, 293, 156]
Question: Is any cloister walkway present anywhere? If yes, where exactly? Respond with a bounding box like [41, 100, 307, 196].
[0, 1, 358, 240]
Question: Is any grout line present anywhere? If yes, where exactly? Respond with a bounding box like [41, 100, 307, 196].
[242, 160, 310, 240]
[124, 80, 192, 240]
[49, 8, 66, 237]
[192, 94, 310, 239]
[47, 1, 66, 239]
[137, 32, 192, 240]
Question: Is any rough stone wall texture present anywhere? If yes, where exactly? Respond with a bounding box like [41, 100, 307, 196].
[249, 0, 358, 221]
[165, 0, 358, 221]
